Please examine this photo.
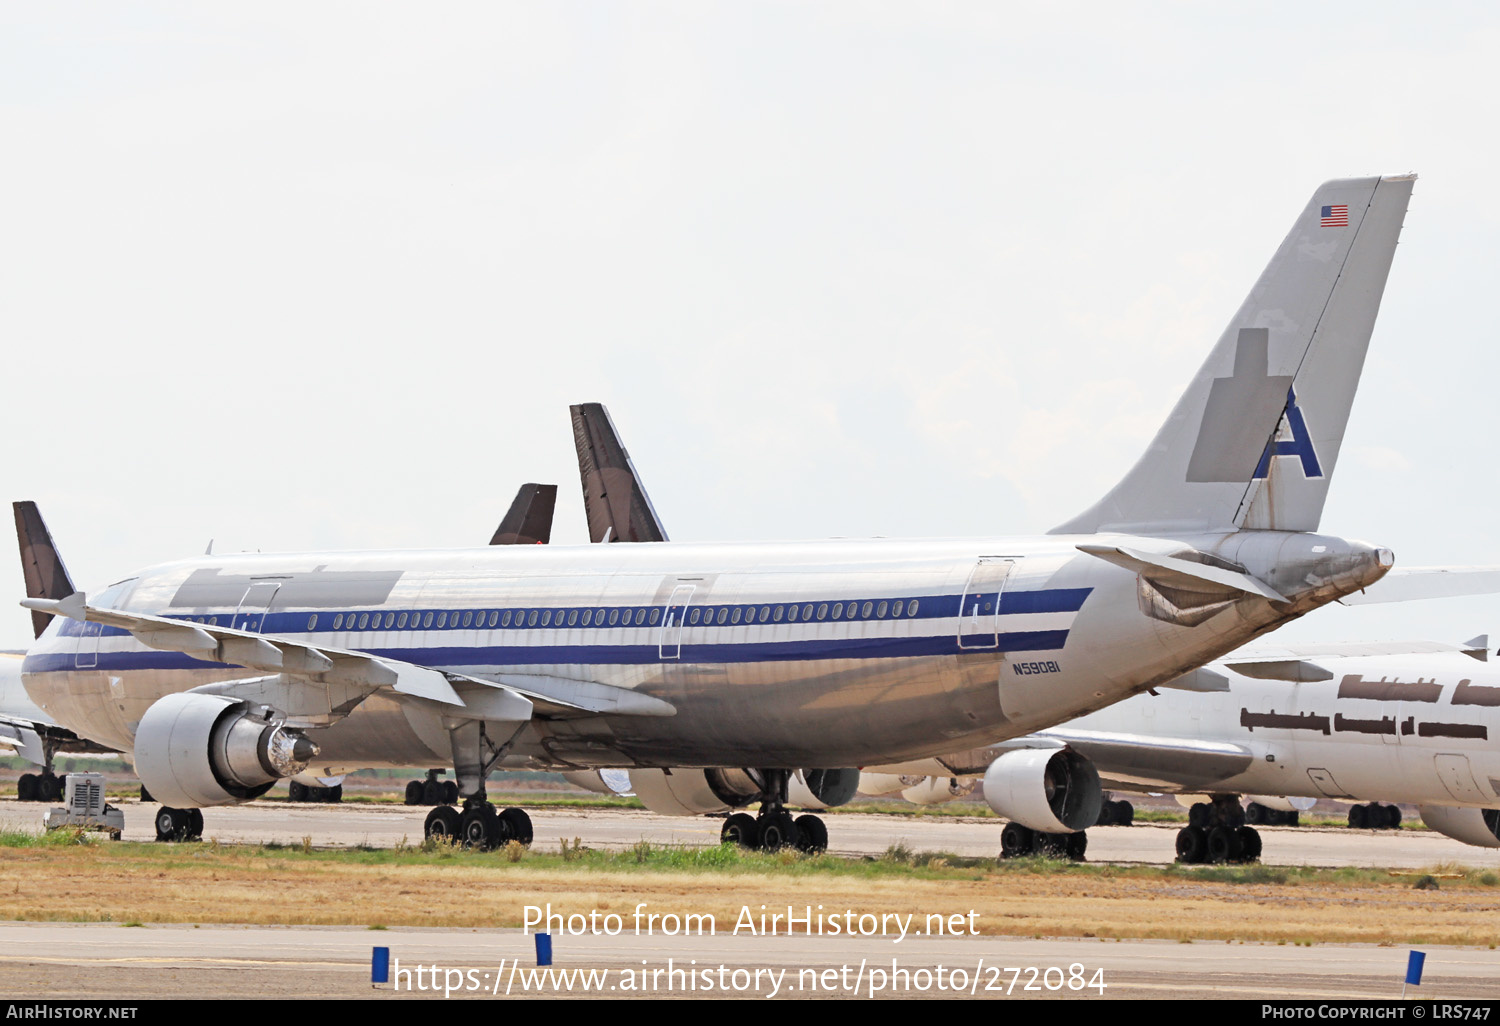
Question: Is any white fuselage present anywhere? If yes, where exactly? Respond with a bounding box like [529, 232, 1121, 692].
[18, 530, 1379, 775]
[1049, 648, 1500, 808]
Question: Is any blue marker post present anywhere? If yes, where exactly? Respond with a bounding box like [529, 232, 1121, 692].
[535, 932, 553, 967]
[1402, 950, 1425, 997]
[371, 946, 390, 988]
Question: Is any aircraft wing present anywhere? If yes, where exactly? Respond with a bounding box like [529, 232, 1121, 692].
[20, 594, 673, 721]
[1034, 727, 1256, 791]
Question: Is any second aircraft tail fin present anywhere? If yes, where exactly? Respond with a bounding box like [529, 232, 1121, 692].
[13, 501, 76, 639]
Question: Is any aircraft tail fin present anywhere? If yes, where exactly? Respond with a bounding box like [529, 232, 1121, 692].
[13, 501, 77, 639]
[1052, 175, 1415, 536]
[570, 403, 669, 543]
[489, 484, 558, 546]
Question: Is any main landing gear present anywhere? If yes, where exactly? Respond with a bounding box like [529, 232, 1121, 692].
[16, 771, 64, 803]
[287, 780, 343, 803]
[718, 771, 828, 854]
[423, 794, 533, 851]
[1245, 802, 1300, 827]
[1348, 802, 1401, 830]
[154, 806, 204, 842]
[1175, 797, 1261, 864]
[404, 769, 460, 806]
[998, 822, 1088, 861]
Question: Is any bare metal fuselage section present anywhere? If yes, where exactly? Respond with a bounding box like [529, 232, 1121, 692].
[19, 531, 1385, 774]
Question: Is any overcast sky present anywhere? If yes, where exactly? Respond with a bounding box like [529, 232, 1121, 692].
[2, 3, 1498, 649]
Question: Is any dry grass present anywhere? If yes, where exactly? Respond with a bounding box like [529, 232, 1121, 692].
[2, 832, 1498, 946]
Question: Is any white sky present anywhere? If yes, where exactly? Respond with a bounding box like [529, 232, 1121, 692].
[2, 2, 1498, 649]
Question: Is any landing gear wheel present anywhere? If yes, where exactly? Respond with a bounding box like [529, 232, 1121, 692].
[1094, 802, 1115, 827]
[1245, 802, 1266, 825]
[39, 775, 62, 803]
[721, 813, 758, 848]
[1000, 822, 1034, 859]
[1036, 832, 1068, 858]
[16, 774, 37, 802]
[461, 805, 505, 850]
[186, 809, 204, 840]
[1237, 826, 1262, 863]
[1385, 804, 1402, 829]
[155, 807, 193, 842]
[1206, 825, 1241, 864]
[794, 815, 828, 853]
[422, 779, 443, 805]
[756, 811, 799, 851]
[288, 780, 307, 803]
[1349, 805, 1368, 829]
[424, 806, 461, 842]
[1188, 802, 1211, 829]
[443, 781, 459, 805]
[1115, 800, 1134, 826]
[498, 808, 533, 846]
[139, 785, 153, 803]
[404, 780, 424, 806]
[1175, 826, 1206, 864]
[323, 784, 343, 803]
[1064, 831, 1088, 862]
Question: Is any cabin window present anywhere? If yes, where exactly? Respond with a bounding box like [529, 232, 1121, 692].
[831, 603, 843, 619]
[582, 609, 593, 626]
[861, 601, 873, 618]
[716, 607, 728, 625]
[649, 608, 661, 626]
[730, 608, 742, 625]
[397, 612, 408, 628]
[541, 610, 552, 626]
[307, 615, 318, 631]
[381, 612, 392, 628]
[358, 613, 369, 629]
[892, 600, 904, 617]
[333, 614, 343, 630]
[689, 608, 702, 625]
[609, 609, 620, 626]
[526, 610, 537, 627]
[781, 605, 792, 622]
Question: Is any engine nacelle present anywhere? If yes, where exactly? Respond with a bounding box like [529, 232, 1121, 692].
[1419, 806, 1500, 848]
[901, 775, 976, 805]
[630, 768, 734, 816]
[982, 747, 1101, 833]
[134, 692, 318, 808]
[562, 769, 634, 796]
[787, 769, 860, 810]
[629, 767, 862, 816]
[1247, 794, 1318, 813]
[857, 772, 919, 797]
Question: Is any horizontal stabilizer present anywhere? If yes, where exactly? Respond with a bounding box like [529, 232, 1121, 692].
[1076, 544, 1286, 602]
[1158, 667, 1231, 692]
[1339, 566, 1500, 606]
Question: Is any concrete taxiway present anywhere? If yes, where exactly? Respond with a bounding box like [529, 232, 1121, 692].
[3, 799, 1497, 869]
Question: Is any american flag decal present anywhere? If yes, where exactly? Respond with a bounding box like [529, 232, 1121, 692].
[1320, 204, 1349, 227]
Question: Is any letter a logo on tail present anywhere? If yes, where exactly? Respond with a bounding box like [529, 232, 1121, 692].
[1253, 387, 1322, 479]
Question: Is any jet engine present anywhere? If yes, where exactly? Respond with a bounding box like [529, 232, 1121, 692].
[1418, 806, 1500, 848]
[629, 767, 860, 817]
[133, 692, 318, 808]
[900, 775, 977, 805]
[982, 747, 1101, 833]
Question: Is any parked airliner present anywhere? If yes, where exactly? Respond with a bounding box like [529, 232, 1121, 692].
[16, 176, 1413, 852]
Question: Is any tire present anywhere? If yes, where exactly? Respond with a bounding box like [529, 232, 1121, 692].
[756, 811, 799, 852]
[1386, 805, 1402, 830]
[1237, 826, 1262, 863]
[186, 809, 204, 840]
[721, 813, 758, 848]
[1244, 802, 1266, 825]
[1000, 822, 1033, 859]
[422, 779, 443, 806]
[1175, 826, 1206, 864]
[1188, 803, 1211, 829]
[1094, 802, 1114, 827]
[1286, 811, 1300, 827]
[404, 780, 424, 806]
[461, 805, 504, 850]
[499, 808, 533, 846]
[442, 781, 460, 805]
[1064, 831, 1087, 862]
[1206, 825, 1241, 864]
[324, 784, 343, 803]
[424, 805, 461, 841]
[40, 775, 63, 803]
[155, 807, 188, 842]
[16, 774, 37, 803]
[794, 814, 828, 853]
[288, 780, 307, 803]
[1349, 805, 1368, 830]
[1115, 800, 1134, 826]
